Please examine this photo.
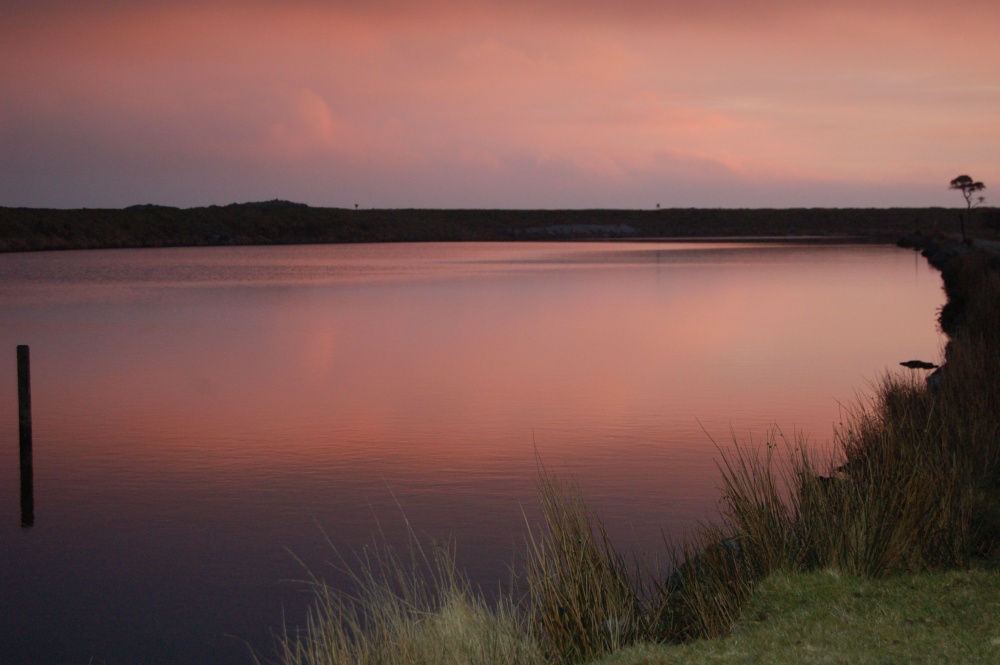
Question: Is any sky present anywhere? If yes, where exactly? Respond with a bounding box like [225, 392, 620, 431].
[1, 0, 998, 209]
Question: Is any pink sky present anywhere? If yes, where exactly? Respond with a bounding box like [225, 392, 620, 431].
[1, 1, 998, 209]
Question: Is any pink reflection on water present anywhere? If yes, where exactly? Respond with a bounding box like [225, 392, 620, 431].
[0, 242, 944, 663]
[4, 243, 943, 505]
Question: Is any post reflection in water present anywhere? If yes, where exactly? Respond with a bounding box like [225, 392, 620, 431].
[19, 450, 33, 528]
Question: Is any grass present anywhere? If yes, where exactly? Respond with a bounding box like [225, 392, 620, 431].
[524, 473, 651, 662]
[275, 237, 1000, 665]
[591, 567, 1000, 665]
[273, 535, 541, 665]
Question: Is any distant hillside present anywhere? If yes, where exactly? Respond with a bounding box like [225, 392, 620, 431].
[1, 202, 994, 252]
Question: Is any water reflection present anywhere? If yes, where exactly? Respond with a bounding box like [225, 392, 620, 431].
[0, 242, 944, 664]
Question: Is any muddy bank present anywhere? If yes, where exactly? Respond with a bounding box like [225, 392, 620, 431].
[897, 231, 999, 334]
[898, 230, 1000, 399]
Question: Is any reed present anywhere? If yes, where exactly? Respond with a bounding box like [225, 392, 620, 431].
[275, 536, 541, 665]
[715, 379, 974, 579]
[523, 473, 665, 663]
[656, 524, 754, 641]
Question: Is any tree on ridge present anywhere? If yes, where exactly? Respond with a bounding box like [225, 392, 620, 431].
[950, 175, 986, 210]
[949, 175, 986, 242]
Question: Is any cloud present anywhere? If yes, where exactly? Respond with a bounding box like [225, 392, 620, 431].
[1, 0, 998, 207]
[268, 89, 340, 155]
[9, 0, 1000, 21]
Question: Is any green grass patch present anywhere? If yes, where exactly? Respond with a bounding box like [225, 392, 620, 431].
[593, 567, 1000, 665]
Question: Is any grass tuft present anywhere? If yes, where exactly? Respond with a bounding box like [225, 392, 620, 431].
[276, 536, 541, 665]
[523, 472, 658, 663]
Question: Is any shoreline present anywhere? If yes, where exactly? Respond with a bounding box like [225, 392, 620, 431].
[1, 204, 980, 253]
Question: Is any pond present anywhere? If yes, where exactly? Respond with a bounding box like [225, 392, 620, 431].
[0, 241, 943, 664]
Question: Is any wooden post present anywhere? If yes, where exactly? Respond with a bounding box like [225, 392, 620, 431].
[17, 345, 34, 527]
[18, 345, 31, 444]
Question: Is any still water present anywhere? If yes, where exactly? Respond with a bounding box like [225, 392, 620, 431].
[0, 242, 943, 664]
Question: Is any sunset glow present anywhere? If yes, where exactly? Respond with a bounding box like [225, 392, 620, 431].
[2, 1, 997, 208]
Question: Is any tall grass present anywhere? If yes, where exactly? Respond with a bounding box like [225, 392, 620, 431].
[524, 473, 659, 663]
[275, 537, 541, 665]
[277, 245, 1000, 664]
[716, 379, 975, 578]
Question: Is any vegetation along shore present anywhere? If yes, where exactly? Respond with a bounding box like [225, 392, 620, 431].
[268, 225, 1000, 665]
[2, 203, 998, 252]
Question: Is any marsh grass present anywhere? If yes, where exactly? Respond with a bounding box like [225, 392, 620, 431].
[524, 473, 663, 663]
[657, 524, 754, 641]
[717, 383, 974, 578]
[275, 534, 541, 665]
[278, 247, 1000, 665]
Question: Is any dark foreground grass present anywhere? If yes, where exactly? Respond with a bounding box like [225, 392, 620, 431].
[275, 239, 1000, 665]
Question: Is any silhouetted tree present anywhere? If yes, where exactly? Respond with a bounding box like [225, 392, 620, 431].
[949, 175, 986, 241]
[950, 175, 986, 209]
